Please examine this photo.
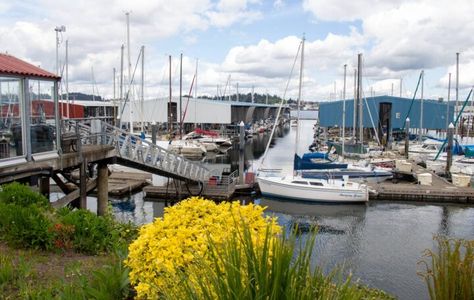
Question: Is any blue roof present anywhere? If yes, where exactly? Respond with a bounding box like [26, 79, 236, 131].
[318, 95, 453, 130]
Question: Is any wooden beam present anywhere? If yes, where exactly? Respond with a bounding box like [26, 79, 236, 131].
[52, 178, 97, 208]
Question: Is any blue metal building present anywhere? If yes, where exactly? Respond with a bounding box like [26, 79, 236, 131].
[318, 96, 454, 130]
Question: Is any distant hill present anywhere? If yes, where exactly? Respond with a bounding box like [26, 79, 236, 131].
[61, 92, 103, 101]
[199, 93, 290, 105]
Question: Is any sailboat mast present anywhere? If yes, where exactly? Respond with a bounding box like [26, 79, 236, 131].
[342, 64, 347, 158]
[169, 55, 172, 136]
[446, 73, 451, 132]
[126, 12, 133, 133]
[179, 52, 183, 139]
[353, 68, 357, 139]
[455, 52, 459, 137]
[295, 36, 305, 157]
[119, 44, 124, 128]
[66, 40, 69, 118]
[419, 70, 424, 142]
[141, 45, 145, 133]
[357, 53, 363, 143]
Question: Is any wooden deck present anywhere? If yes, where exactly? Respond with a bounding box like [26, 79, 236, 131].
[369, 161, 474, 204]
[144, 181, 236, 201]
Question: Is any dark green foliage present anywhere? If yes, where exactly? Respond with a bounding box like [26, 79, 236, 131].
[58, 209, 116, 254]
[0, 182, 49, 208]
[57, 208, 138, 255]
[0, 202, 53, 250]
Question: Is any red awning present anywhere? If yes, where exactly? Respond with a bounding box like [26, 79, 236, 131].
[0, 53, 60, 80]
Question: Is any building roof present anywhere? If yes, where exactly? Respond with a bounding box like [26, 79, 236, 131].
[0, 53, 60, 80]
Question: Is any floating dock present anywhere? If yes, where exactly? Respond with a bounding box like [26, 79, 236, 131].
[369, 161, 474, 204]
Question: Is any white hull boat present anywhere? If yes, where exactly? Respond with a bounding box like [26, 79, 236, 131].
[168, 140, 207, 157]
[257, 175, 369, 203]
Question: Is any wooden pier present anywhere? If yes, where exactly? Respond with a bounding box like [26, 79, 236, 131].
[369, 161, 474, 204]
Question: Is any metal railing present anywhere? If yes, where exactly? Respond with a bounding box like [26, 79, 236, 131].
[61, 119, 212, 183]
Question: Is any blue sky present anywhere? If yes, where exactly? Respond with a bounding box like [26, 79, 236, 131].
[0, 0, 473, 101]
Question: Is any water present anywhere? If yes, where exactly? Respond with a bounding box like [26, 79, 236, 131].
[106, 120, 473, 299]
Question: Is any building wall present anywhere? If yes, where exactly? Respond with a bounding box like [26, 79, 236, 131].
[319, 96, 453, 130]
[121, 98, 231, 124]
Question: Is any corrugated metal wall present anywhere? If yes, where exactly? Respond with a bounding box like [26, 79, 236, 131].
[319, 96, 454, 130]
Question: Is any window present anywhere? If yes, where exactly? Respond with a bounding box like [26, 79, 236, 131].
[29, 80, 56, 154]
[291, 181, 308, 185]
[0, 77, 23, 159]
[309, 182, 323, 186]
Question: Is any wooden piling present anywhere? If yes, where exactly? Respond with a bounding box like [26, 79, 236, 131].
[97, 162, 109, 216]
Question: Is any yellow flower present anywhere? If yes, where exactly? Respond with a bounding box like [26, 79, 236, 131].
[125, 197, 280, 299]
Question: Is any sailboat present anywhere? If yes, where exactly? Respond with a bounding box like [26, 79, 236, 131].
[257, 36, 369, 203]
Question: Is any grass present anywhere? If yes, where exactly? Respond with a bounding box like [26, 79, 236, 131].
[0, 242, 132, 299]
[418, 236, 473, 300]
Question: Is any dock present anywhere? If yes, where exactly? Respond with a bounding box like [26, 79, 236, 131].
[108, 171, 151, 196]
[369, 161, 474, 204]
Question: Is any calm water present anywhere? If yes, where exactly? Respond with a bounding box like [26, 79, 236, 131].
[105, 120, 474, 300]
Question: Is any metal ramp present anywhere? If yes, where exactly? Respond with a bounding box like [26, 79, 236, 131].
[63, 120, 212, 183]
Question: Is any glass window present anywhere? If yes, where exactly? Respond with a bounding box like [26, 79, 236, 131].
[309, 182, 323, 186]
[29, 80, 56, 154]
[291, 181, 308, 185]
[0, 77, 23, 159]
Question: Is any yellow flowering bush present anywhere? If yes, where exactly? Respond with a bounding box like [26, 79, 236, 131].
[125, 197, 281, 299]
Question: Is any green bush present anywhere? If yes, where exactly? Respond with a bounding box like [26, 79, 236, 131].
[57, 208, 137, 255]
[0, 202, 53, 250]
[58, 209, 116, 254]
[0, 182, 49, 208]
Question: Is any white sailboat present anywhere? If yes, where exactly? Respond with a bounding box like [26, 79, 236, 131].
[257, 36, 369, 203]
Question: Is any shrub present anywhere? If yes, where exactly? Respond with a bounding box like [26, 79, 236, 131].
[0, 182, 49, 208]
[125, 197, 281, 299]
[418, 236, 473, 300]
[0, 202, 54, 250]
[58, 209, 117, 255]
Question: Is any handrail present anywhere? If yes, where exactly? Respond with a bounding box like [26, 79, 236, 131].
[61, 119, 213, 182]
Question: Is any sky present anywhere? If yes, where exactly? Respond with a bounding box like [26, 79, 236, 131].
[1, 0, 474, 102]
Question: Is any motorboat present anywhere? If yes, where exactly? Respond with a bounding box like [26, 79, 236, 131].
[168, 140, 206, 157]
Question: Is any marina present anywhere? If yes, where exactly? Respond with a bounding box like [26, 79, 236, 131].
[1, 10, 473, 299]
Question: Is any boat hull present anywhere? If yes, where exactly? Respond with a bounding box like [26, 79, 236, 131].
[257, 177, 368, 203]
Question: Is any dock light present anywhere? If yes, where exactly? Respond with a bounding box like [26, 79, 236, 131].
[54, 25, 66, 76]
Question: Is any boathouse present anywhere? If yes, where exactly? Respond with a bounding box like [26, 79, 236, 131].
[0, 53, 61, 163]
[318, 95, 453, 132]
[120, 98, 288, 125]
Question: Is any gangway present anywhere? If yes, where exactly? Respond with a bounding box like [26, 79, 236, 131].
[64, 120, 212, 183]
